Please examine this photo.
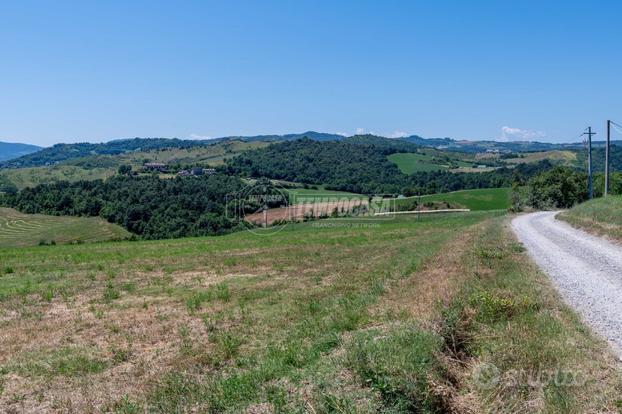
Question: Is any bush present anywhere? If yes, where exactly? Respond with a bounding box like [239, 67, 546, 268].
[526, 166, 587, 209]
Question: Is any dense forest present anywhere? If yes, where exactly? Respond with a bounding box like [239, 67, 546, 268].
[576, 146, 622, 173]
[224, 138, 412, 194]
[1, 175, 247, 239]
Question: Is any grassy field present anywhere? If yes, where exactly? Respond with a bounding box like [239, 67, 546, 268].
[0, 166, 115, 189]
[388, 153, 449, 174]
[285, 187, 366, 203]
[0, 211, 620, 412]
[395, 187, 511, 211]
[0, 208, 131, 247]
[505, 150, 577, 165]
[116, 140, 271, 168]
[558, 195, 622, 242]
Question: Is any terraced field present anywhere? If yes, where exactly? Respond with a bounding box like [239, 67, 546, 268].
[0, 208, 131, 247]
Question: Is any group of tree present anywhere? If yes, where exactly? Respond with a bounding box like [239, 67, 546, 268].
[1, 174, 248, 239]
[224, 138, 555, 195]
[519, 166, 622, 210]
[223, 138, 411, 194]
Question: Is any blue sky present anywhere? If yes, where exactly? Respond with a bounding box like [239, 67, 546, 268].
[1, 1, 621, 146]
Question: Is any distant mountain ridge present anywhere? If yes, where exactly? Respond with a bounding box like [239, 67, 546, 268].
[0, 130, 599, 168]
[0, 141, 42, 162]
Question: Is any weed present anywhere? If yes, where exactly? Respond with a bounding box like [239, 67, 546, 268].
[111, 395, 142, 414]
[111, 345, 132, 364]
[10, 347, 107, 378]
[103, 281, 120, 302]
[40, 286, 54, 302]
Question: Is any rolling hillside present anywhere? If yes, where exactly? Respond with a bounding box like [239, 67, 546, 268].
[0, 207, 131, 247]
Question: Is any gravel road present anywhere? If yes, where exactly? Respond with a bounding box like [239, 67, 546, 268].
[512, 211, 622, 357]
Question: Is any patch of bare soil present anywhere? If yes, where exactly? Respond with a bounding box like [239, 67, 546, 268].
[245, 200, 368, 225]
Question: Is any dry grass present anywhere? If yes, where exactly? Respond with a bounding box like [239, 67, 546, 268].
[0, 212, 621, 412]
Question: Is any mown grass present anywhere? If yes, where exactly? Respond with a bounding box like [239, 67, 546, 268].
[395, 187, 511, 211]
[558, 195, 622, 242]
[0, 211, 619, 412]
[0, 207, 131, 247]
[0, 212, 489, 411]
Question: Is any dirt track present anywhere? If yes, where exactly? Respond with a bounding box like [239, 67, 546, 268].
[512, 211, 622, 357]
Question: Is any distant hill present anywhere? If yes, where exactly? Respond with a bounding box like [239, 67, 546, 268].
[217, 131, 345, 142]
[2, 130, 608, 169]
[0, 141, 41, 162]
[401, 135, 587, 153]
[0, 138, 209, 168]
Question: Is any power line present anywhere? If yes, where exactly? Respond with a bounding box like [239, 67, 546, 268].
[581, 127, 596, 199]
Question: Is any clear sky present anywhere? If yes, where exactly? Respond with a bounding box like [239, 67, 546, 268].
[1, 1, 621, 146]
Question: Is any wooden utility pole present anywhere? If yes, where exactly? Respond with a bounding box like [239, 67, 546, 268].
[605, 120, 611, 196]
[582, 127, 596, 199]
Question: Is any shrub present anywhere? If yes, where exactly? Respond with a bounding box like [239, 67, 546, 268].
[526, 166, 587, 209]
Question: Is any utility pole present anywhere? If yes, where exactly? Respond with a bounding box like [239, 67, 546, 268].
[582, 127, 596, 199]
[605, 120, 611, 196]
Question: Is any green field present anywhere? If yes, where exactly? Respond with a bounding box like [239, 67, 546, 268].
[388, 152, 448, 174]
[0, 166, 115, 190]
[285, 187, 366, 203]
[0, 211, 619, 412]
[0, 207, 131, 247]
[558, 195, 622, 241]
[395, 187, 511, 211]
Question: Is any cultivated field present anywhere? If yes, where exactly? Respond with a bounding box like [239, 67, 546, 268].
[388, 152, 450, 173]
[505, 150, 577, 165]
[0, 212, 620, 412]
[0, 208, 131, 247]
[396, 187, 511, 211]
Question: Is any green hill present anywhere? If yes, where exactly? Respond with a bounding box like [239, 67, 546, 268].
[0, 207, 131, 247]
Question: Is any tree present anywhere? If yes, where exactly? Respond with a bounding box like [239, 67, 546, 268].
[118, 165, 132, 175]
[526, 167, 587, 209]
